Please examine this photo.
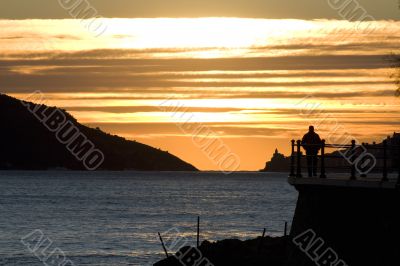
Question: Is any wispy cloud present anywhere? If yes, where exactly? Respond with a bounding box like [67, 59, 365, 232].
[2, 18, 399, 170]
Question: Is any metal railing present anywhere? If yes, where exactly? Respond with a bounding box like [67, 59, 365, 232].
[289, 139, 400, 185]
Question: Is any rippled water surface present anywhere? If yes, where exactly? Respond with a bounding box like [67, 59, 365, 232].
[0, 171, 297, 265]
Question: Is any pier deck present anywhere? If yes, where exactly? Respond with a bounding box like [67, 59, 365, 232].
[288, 176, 399, 189]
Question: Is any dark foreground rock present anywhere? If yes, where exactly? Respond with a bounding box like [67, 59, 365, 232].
[154, 236, 288, 266]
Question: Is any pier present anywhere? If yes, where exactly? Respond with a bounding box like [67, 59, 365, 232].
[286, 138, 400, 266]
[288, 139, 400, 187]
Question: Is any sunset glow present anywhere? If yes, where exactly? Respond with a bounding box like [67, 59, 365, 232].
[2, 18, 400, 170]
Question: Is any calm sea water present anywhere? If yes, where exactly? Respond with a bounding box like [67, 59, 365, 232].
[0, 171, 297, 265]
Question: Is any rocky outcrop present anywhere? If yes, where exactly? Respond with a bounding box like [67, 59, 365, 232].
[154, 236, 288, 266]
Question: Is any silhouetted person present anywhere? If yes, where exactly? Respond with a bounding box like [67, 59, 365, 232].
[302, 126, 322, 177]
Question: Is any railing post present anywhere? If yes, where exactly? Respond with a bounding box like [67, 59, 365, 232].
[290, 140, 295, 177]
[360, 143, 367, 178]
[397, 144, 400, 187]
[382, 140, 388, 182]
[296, 140, 302, 178]
[350, 140, 356, 180]
[320, 139, 326, 178]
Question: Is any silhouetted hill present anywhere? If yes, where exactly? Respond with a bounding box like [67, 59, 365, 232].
[0, 93, 198, 171]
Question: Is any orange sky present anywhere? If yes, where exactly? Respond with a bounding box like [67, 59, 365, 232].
[2, 18, 400, 170]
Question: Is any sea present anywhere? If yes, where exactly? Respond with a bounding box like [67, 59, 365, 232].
[0, 171, 298, 265]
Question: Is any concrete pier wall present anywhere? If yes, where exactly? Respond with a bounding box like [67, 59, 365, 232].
[285, 178, 400, 266]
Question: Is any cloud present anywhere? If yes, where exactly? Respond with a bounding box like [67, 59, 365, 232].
[0, 72, 391, 92]
[0, 49, 392, 93]
[84, 122, 298, 137]
[0, 0, 398, 20]
[67, 106, 248, 113]
[0, 52, 389, 69]
[65, 104, 400, 114]
[254, 42, 400, 54]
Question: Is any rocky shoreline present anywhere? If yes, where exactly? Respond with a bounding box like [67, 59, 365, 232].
[154, 236, 289, 266]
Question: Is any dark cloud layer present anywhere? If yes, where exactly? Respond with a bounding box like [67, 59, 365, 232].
[0, 49, 392, 94]
[0, 0, 397, 20]
[67, 105, 399, 114]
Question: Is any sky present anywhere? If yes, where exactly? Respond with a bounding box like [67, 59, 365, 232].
[1, 1, 399, 171]
[0, 0, 399, 19]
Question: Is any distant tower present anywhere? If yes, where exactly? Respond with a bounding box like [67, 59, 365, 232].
[272, 148, 285, 161]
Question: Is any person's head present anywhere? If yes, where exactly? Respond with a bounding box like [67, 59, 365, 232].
[309, 126, 315, 133]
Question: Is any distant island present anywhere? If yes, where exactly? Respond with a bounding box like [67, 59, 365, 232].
[261, 134, 400, 172]
[0, 94, 197, 171]
[260, 148, 288, 172]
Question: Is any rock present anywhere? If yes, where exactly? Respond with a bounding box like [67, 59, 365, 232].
[154, 236, 288, 266]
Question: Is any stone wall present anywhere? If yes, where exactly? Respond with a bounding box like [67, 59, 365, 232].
[285, 182, 400, 266]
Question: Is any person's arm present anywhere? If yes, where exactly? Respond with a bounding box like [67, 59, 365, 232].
[316, 134, 322, 150]
[301, 134, 307, 145]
